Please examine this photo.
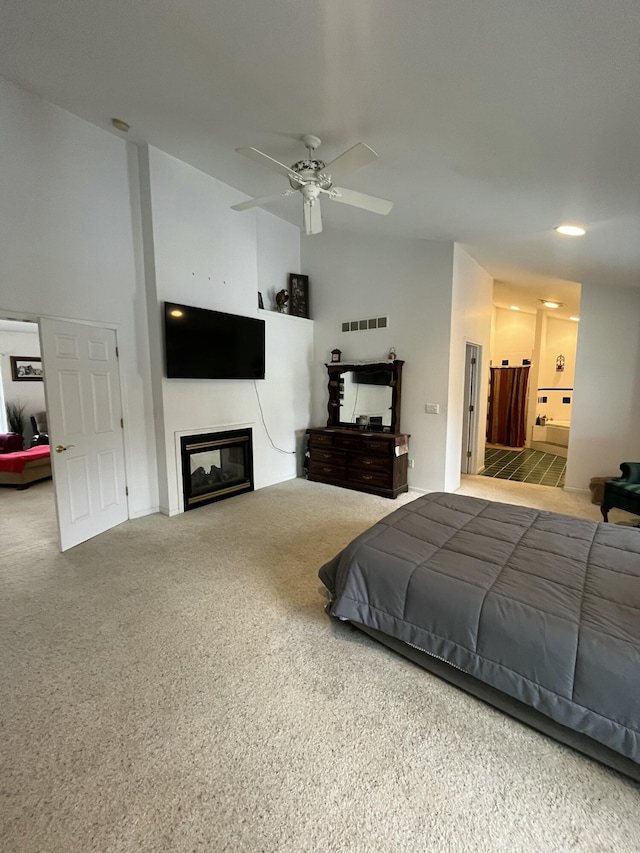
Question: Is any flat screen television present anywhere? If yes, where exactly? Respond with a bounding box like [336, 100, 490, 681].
[164, 302, 265, 379]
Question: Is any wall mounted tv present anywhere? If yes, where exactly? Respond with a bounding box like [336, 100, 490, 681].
[164, 302, 265, 380]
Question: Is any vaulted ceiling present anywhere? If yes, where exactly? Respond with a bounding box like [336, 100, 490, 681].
[2, 1, 639, 320]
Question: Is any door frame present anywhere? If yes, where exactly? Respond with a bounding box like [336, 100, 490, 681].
[0, 308, 130, 548]
[461, 342, 483, 475]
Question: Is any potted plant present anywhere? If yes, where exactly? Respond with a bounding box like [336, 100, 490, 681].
[5, 400, 27, 436]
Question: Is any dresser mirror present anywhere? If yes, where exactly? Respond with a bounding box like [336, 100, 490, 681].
[326, 360, 404, 434]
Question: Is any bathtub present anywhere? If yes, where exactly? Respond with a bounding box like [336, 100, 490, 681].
[546, 420, 570, 446]
[531, 420, 570, 457]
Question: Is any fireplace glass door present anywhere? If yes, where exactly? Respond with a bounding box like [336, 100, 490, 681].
[181, 429, 253, 510]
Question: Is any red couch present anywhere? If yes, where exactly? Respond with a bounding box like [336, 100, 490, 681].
[0, 444, 52, 489]
[0, 432, 23, 453]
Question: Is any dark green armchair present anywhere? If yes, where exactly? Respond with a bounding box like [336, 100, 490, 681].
[601, 462, 640, 522]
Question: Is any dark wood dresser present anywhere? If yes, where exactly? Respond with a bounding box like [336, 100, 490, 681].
[307, 427, 410, 498]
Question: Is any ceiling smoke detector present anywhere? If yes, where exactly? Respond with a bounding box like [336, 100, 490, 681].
[111, 118, 130, 133]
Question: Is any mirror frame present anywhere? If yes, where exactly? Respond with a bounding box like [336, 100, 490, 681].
[325, 360, 404, 434]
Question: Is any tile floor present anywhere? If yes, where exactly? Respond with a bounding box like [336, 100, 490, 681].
[482, 446, 567, 488]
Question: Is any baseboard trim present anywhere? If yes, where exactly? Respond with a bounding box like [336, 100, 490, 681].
[130, 505, 160, 519]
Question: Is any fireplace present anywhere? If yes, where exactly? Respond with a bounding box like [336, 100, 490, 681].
[180, 428, 254, 511]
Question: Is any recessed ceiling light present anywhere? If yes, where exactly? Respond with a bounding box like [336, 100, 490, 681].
[569, 316, 580, 322]
[170, 309, 183, 317]
[509, 306, 520, 311]
[538, 299, 565, 309]
[111, 118, 130, 133]
[555, 224, 586, 236]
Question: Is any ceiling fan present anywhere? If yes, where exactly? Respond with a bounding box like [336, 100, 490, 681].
[231, 134, 393, 235]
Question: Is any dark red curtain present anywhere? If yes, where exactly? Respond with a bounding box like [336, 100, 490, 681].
[487, 366, 530, 447]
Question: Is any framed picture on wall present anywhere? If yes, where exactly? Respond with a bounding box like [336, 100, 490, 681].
[10, 356, 43, 381]
[288, 274, 310, 318]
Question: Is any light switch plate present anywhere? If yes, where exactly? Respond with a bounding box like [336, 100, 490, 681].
[425, 403, 439, 414]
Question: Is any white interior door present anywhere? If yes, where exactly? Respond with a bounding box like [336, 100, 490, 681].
[39, 318, 128, 551]
[461, 344, 480, 475]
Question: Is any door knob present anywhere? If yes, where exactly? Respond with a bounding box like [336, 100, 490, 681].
[55, 444, 75, 453]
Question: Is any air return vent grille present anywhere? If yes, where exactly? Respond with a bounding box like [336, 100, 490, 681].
[342, 316, 388, 333]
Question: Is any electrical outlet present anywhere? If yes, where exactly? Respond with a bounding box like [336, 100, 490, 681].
[425, 403, 439, 415]
[408, 458, 415, 468]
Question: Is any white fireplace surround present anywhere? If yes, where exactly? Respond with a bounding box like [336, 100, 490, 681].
[174, 422, 255, 514]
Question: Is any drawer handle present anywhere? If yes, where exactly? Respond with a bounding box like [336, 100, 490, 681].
[363, 458, 373, 465]
[321, 452, 331, 459]
[322, 466, 332, 473]
[362, 474, 373, 480]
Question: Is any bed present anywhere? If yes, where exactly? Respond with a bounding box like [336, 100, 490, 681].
[0, 445, 52, 489]
[319, 492, 640, 780]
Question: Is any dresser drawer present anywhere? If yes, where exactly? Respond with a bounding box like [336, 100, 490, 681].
[310, 448, 346, 466]
[360, 436, 391, 454]
[348, 467, 392, 489]
[349, 454, 391, 474]
[309, 432, 334, 448]
[334, 434, 362, 450]
[309, 460, 346, 479]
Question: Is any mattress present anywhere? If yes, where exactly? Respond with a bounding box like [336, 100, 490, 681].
[319, 492, 640, 769]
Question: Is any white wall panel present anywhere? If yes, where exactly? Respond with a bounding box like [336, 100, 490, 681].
[67, 456, 91, 521]
[97, 449, 120, 509]
[58, 371, 85, 435]
[90, 372, 114, 433]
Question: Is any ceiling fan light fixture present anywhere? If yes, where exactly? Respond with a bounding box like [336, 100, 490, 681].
[231, 135, 393, 235]
[555, 224, 586, 236]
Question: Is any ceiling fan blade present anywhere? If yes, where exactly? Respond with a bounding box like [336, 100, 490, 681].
[325, 142, 378, 182]
[231, 190, 297, 211]
[303, 200, 323, 235]
[235, 146, 300, 180]
[330, 187, 393, 216]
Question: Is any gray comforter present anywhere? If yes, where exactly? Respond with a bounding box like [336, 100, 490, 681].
[319, 492, 640, 764]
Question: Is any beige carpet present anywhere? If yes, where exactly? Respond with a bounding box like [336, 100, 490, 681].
[1, 477, 638, 852]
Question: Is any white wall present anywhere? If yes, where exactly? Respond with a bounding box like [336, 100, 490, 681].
[256, 209, 302, 312]
[491, 308, 536, 366]
[446, 246, 494, 489]
[0, 78, 159, 517]
[302, 232, 455, 492]
[0, 79, 311, 524]
[0, 326, 45, 441]
[143, 146, 312, 514]
[537, 315, 578, 423]
[538, 316, 577, 388]
[565, 283, 640, 490]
